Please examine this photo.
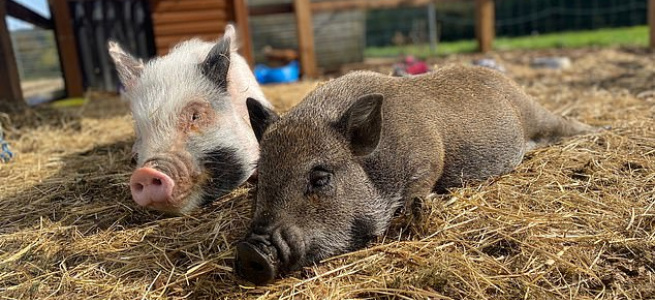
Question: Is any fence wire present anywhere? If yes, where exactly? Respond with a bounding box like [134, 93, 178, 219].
[365, 0, 647, 51]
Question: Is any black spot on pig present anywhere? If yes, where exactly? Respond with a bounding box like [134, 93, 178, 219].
[201, 37, 231, 91]
[201, 147, 249, 205]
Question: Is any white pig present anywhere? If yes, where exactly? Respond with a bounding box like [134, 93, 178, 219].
[109, 25, 273, 214]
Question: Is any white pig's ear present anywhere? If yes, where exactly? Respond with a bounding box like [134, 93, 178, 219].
[201, 34, 231, 91]
[107, 40, 144, 90]
[337, 93, 384, 156]
[246, 97, 279, 142]
[222, 24, 239, 52]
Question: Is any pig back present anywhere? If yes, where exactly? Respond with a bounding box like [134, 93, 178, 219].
[293, 67, 529, 194]
[390, 65, 529, 190]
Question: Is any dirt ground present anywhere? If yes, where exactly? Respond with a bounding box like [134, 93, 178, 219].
[0, 47, 653, 299]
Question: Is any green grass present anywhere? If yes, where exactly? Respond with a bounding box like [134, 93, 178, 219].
[365, 26, 649, 58]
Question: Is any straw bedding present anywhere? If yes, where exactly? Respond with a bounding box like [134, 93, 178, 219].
[0, 47, 653, 299]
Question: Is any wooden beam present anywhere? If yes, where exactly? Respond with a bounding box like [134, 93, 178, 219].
[151, 0, 227, 12]
[0, 1, 26, 112]
[6, 0, 53, 30]
[48, 0, 84, 97]
[293, 0, 317, 78]
[650, 0, 655, 49]
[233, 0, 254, 67]
[151, 10, 227, 26]
[475, 0, 494, 53]
[154, 20, 228, 36]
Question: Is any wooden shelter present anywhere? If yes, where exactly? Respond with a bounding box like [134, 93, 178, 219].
[3, 0, 655, 111]
[149, 0, 252, 57]
[0, 0, 253, 111]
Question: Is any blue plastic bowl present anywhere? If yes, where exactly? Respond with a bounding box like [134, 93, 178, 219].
[254, 60, 300, 84]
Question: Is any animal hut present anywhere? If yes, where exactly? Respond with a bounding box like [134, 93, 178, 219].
[0, 0, 253, 109]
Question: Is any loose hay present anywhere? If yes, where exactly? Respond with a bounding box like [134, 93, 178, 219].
[1, 48, 653, 299]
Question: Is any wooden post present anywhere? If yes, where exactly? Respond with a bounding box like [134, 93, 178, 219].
[650, 0, 655, 49]
[0, 1, 26, 112]
[49, 0, 84, 97]
[233, 0, 254, 67]
[293, 0, 317, 78]
[475, 0, 494, 53]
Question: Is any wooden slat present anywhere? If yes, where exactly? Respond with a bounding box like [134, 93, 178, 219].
[294, 0, 317, 78]
[7, 0, 53, 30]
[233, 0, 254, 66]
[154, 20, 226, 36]
[49, 0, 84, 97]
[150, 0, 227, 13]
[0, 2, 25, 112]
[156, 33, 220, 49]
[152, 10, 227, 26]
[650, 0, 655, 49]
[475, 0, 494, 53]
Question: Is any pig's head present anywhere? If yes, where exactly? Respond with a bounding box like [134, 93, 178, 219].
[109, 25, 263, 214]
[236, 95, 397, 284]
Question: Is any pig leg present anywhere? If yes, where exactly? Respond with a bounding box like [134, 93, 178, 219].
[398, 134, 445, 226]
[520, 101, 600, 151]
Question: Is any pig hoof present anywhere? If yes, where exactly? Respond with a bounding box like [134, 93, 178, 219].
[235, 241, 277, 285]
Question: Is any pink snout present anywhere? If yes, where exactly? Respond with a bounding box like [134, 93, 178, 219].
[130, 167, 175, 207]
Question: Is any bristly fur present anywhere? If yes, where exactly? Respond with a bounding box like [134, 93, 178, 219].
[238, 64, 600, 283]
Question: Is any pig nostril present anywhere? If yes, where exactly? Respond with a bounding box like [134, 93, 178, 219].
[152, 178, 162, 186]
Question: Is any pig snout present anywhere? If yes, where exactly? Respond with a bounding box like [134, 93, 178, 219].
[236, 224, 308, 284]
[129, 167, 175, 207]
[235, 239, 278, 285]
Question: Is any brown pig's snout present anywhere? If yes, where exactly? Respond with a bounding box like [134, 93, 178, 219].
[129, 167, 175, 207]
[235, 238, 278, 285]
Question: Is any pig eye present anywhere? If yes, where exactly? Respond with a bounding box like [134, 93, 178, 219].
[191, 112, 201, 122]
[309, 168, 332, 190]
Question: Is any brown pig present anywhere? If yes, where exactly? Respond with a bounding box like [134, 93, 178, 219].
[235, 65, 600, 284]
[108, 25, 273, 214]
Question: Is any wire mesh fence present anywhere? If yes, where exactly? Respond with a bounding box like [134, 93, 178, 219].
[364, 0, 648, 57]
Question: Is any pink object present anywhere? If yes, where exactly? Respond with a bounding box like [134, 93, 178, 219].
[130, 167, 175, 207]
[405, 61, 430, 75]
[404, 55, 417, 64]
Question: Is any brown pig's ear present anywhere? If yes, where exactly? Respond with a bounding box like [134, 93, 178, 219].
[202, 35, 231, 91]
[107, 40, 144, 90]
[246, 98, 279, 142]
[338, 93, 384, 156]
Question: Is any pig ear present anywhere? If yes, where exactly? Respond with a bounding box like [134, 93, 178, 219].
[339, 93, 384, 156]
[222, 24, 240, 52]
[247, 97, 279, 142]
[201, 33, 231, 91]
[108, 40, 144, 90]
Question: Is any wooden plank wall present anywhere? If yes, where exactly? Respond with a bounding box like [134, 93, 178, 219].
[149, 0, 233, 55]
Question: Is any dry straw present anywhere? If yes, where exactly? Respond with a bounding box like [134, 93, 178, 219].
[1, 48, 653, 299]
